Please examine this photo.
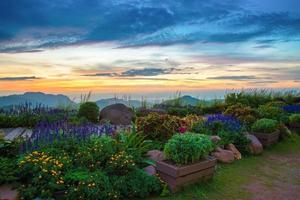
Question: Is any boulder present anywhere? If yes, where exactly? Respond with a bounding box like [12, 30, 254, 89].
[144, 165, 156, 176]
[212, 147, 235, 163]
[246, 134, 263, 155]
[210, 135, 221, 144]
[147, 150, 165, 162]
[99, 103, 134, 125]
[226, 143, 242, 160]
[0, 185, 18, 200]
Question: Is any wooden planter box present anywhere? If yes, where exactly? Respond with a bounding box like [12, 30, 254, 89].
[289, 122, 300, 134]
[252, 130, 280, 147]
[156, 156, 217, 192]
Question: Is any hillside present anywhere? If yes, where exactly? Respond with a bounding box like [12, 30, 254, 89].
[0, 92, 75, 107]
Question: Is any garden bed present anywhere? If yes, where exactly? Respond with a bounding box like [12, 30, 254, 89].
[252, 130, 280, 147]
[157, 156, 217, 192]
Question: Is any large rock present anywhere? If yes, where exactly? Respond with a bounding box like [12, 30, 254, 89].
[246, 134, 263, 155]
[99, 103, 134, 125]
[0, 185, 18, 200]
[226, 143, 242, 160]
[147, 150, 165, 162]
[144, 165, 156, 176]
[212, 147, 235, 163]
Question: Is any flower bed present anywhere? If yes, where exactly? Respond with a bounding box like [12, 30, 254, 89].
[157, 133, 216, 192]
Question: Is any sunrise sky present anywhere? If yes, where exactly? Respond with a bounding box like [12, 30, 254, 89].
[0, 0, 300, 100]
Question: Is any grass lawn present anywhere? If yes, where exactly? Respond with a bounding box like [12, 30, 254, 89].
[150, 134, 300, 200]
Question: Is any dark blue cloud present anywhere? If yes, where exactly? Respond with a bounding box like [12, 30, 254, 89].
[207, 75, 257, 80]
[0, 0, 299, 52]
[0, 76, 41, 81]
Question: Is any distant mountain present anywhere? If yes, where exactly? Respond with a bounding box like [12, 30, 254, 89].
[96, 98, 149, 109]
[161, 95, 224, 107]
[162, 95, 201, 106]
[0, 92, 75, 107]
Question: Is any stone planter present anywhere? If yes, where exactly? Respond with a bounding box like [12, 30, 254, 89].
[289, 122, 300, 134]
[251, 130, 280, 147]
[156, 156, 217, 192]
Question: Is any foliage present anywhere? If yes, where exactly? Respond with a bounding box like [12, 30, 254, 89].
[201, 102, 226, 115]
[223, 103, 256, 126]
[136, 113, 183, 142]
[0, 103, 73, 128]
[78, 102, 100, 123]
[182, 114, 204, 131]
[257, 105, 287, 122]
[111, 169, 162, 199]
[0, 137, 21, 158]
[166, 107, 189, 117]
[18, 151, 71, 199]
[289, 113, 300, 124]
[18, 134, 162, 200]
[251, 118, 278, 133]
[278, 123, 292, 139]
[164, 133, 214, 165]
[64, 169, 112, 200]
[225, 89, 299, 108]
[0, 157, 19, 184]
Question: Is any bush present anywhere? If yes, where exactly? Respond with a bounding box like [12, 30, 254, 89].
[166, 107, 189, 117]
[78, 102, 99, 123]
[0, 157, 19, 184]
[18, 135, 162, 200]
[201, 102, 226, 115]
[223, 103, 256, 126]
[64, 170, 112, 200]
[251, 118, 278, 133]
[111, 169, 162, 199]
[289, 114, 300, 124]
[136, 113, 183, 142]
[205, 114, 242, 133]
[257, 105, 287, 122]
[164, 133, 214, 165]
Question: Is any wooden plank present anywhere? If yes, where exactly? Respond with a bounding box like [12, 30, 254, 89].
[4, 128, 26, 140]
[0, 128, 14, 137]
[22, 129, 33, 139]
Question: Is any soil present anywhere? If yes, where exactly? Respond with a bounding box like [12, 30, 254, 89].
[243, 153, 300, 200]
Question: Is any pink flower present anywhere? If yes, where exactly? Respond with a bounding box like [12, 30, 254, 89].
[178, 127, 187, 134]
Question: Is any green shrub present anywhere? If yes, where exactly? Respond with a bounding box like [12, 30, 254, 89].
[64, 170, 112, 200]
[251, 118, 278, 133]
[201, 102, 226, 115]
[223, 103, 256, 126]
[257, 105, 287, 122]
[0, 157, 19, 184]
[136, 113, 183, 142]
[78, 102, 99, 123]
[111, 169, 162, 199]
[164, 133, 214, 165]
[289, 114, 300, 124]
[166, 107, 189, 117]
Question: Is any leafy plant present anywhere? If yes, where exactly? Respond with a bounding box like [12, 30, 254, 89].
[257, 105, 287, 122]
[136, 113, 183, 142]
[289, 113, 300, 124]
[164, 133, 214, 165]
[78, 102, 100, 123]
[205, 114, 242, 133]
[0, 157, 19, 184]
[251, 118, 278, 133]
[223, 103, 256, 126]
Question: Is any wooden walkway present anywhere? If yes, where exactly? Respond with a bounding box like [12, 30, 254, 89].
[0, 128, 32, 140]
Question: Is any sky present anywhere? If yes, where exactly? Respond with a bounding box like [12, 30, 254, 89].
[0, 0, 300, 100]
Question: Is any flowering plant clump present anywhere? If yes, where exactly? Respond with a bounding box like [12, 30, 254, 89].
[205, 114, 242, 133]
[107, 150, 136, 175]
[17, 135, 163, 200]
[164, 133, 214, 165]
[282, 105, 300, 113]
[18, 151, 71, 199]
[20, 120, 116, 153]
